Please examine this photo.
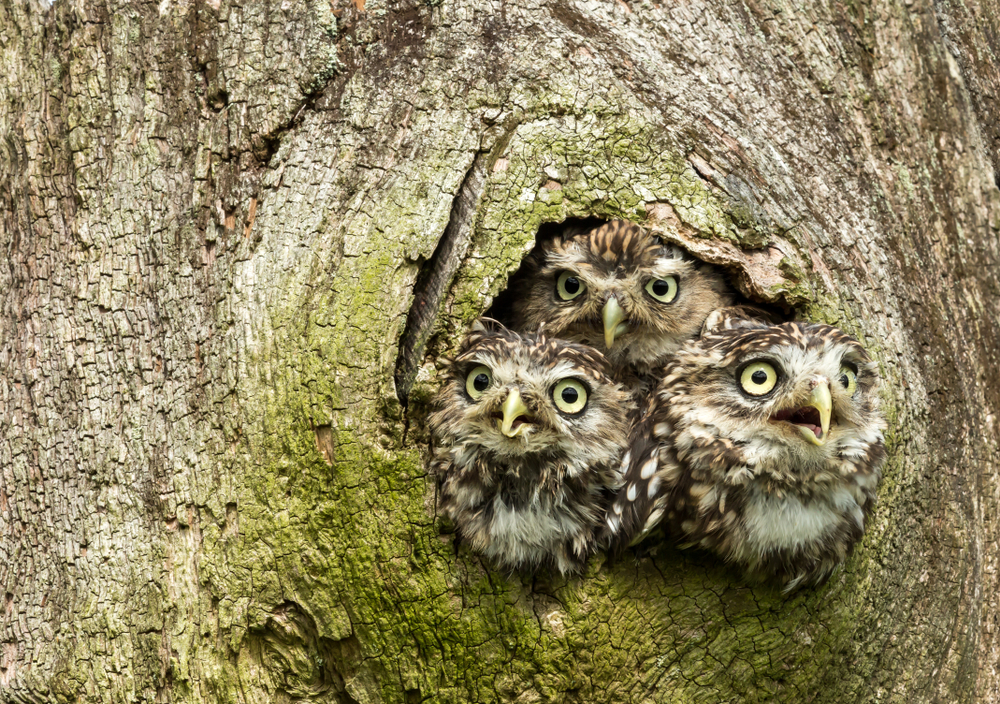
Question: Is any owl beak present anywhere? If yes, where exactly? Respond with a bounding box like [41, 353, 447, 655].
[602, 296, 627, 348]
[799, 382, 833, 446]
[500, 389, 531, 437]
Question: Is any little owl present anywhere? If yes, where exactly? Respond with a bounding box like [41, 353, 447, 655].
[606, 308, 886, 590]
[509, 220, 731, 379]
[429, 321, 634, 574]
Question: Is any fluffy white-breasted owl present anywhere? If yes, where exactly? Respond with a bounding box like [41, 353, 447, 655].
[429, 321, 634, 574]
[509, 220, 732, 379]
[606, 308, 886, 590]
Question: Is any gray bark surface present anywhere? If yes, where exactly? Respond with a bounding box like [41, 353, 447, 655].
[1, 0, 999, 702]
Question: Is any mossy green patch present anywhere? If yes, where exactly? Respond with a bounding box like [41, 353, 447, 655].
[176, 48, 897, 704]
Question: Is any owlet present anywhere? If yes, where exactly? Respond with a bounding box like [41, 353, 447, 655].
[509, 220, 732, 379]
[430, 321, 634, 574]
[607, 308, 887, 590]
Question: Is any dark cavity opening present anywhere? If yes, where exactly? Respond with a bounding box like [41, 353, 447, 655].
[485, 216, 606, 326]
[394, 152, 489, 406]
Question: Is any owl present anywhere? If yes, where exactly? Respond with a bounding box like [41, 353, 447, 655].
[606, 308, 887, 590]
[429, 321, 634, 574]
[508, 220, 732, 379]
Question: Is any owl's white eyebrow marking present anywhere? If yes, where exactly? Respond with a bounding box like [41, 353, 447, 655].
[651, 258, 690, 278]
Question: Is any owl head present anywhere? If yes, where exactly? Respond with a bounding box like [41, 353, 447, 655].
[509, 220, 732, 371]
[675, 308, 885, 476]
[430, 321, 632, 469]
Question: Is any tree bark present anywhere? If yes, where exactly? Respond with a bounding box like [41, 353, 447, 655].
[2, 0, 999, 702]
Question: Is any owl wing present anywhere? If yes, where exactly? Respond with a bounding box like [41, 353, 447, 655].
[603, 402, 683, 554]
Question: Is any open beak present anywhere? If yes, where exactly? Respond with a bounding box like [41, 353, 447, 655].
[800, 383, 832, 446]
[500, 388, 531, 437]
[773, 381, 832, 446]
[602, 296, 627, 348]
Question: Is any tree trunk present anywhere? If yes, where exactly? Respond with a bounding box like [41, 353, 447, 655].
[2, 0, 999, 702]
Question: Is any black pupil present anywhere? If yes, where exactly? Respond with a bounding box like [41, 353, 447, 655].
[561, 386, 579, 404]
[840, 374, 850, 387]
[652, 279, 671, 296]
[473, 373, 489, 391]
[563, 276, 580, 294]
[751, 370, 768, 385]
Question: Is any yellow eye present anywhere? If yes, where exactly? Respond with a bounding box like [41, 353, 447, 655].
[556, 271, 586, 301]
[740, 361, 778, 396]
[552, 379, 588, 414]
[644, 276, 678, 303]
[839, 365, 858, 395]
[465, 365, 492, 399]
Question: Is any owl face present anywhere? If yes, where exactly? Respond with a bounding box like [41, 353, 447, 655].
[678, 313, 883, 474]
[434, 324, 629, 469]
[511, 220, 731, 371]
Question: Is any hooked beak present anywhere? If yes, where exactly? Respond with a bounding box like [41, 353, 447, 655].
[602, 296, 627, 348]
[806, 382, 833, 446]
[771, 380, 832, 446]
[800, 382, 833, 446]
[500, 388, 531, 437]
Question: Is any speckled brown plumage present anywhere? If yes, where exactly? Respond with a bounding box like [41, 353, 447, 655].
[429, 321, 634, 574]
[606, 308, 887, 590]
[508, 220, 732, 385]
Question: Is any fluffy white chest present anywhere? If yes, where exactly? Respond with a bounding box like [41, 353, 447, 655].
[489, 497, 577, 547]
[742, 485, 862, 553]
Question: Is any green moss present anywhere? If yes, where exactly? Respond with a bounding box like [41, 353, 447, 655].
[168, 63, 901, 704]
[188, 293, 553, 701]
[764, 255, 814, 308]
[726, 199, 772, 249]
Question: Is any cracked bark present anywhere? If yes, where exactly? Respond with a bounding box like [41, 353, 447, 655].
[1, 0, 999, 703]
[395, 149, 490, 405]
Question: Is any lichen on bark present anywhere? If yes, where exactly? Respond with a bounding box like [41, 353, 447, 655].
[2, 0, 1000, 702]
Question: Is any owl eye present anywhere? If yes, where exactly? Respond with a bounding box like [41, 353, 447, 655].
[552, 379, 588, 414]
[465, 365, 493, 399]
[839, 364, 858, 395]
[739, 361, 778, 396]
[556, 271, 586, 301]
[644, 276, 678, 303]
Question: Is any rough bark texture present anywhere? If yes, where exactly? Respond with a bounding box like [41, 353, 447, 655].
[1, 0, 999, 702]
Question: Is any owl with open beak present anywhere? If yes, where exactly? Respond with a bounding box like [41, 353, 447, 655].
[605, 308, 887, 590]
[508, 220, 731, 383]
[429, 321, 634, 574]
